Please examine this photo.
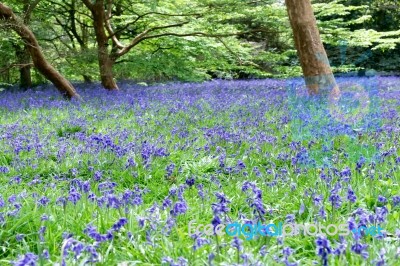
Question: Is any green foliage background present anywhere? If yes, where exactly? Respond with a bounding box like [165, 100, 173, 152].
[0, 0, 399, 86]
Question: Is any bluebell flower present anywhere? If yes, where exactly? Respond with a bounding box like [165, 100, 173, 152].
[313, 194, 323, 206]
[378, 195, 387, 204]
[393, 195, 400, 207]
[8, 194, 17, 203]
[340, 166, 351, 180]
[111, 217, 128, 232]
[318, 207, 327, 219]
[162, 197, 172, 210]
[16, 234, 25, 242]
[299, 202, 305, 215]
[351, 241, 369, 259]
[191, 233, 210, 251]
[197, 184, 204, 200]
[333, 236, 347, 257]
[373, 248, 386, 266]
[253, 166, 262, 177]
[375, 206, 388, 223]
[165, 163, 175, 178]
[286, 214, 295, 223]
[208, 253, 215, 265]
[39, 226, 46, 242]
[163, 216, 175, 236]
[68, 188, 81, 205]
[259, 245, 268, 256]
[347, 186, 357, 203]
[37, 196, 50, 207]
[11, 252, 38, 266]
[185, 177, 195, 187]
[232, 236, 243, 251]
[329, 190, 342, 209]
[356, 156, 366, 173]
[237, 159, 246, 170]
[93, 171, 102, 181]
[168, 186, 177, 197]
[41, 249, 49, 260]
[348, 217, 357, 232]
[170, 201, 187, 216]
[0, 195, 4, 208]
[125, 157, 136, 168]
[316, 235, 332, 266]
[0, 166, 9, 173]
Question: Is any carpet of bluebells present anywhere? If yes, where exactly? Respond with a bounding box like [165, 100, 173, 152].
[0, 77, 399, 266]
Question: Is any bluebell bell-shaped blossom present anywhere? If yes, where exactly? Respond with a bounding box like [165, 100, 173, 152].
[232, 236, 243, 251]
[333, 236, 347, 256]
[286, 214, 295, 224]
[394, 195, 400, 207]
[299, 202, 305, 215]
[41, 249, 49, 260]
[316, 235, 332, 266]
[313, 194, 323, 206]
[37, 196, 50, 207]
[16, 234, 24, 242]
[162, 196, 172, 210]
[378, 195, 387, 204]
[68, 188, 81, 205]
[191, 232, 210, 251]
[347, 186, 357, 203]
[111, 217, 128, 232]
[11, 252, 38, 266]
[351, 240, 369, 259]
[0, 195, 4, 208]
[318, 207, 327, 220]
[197, 184, 204, 200]
[163, 216, 175, 236]
[373, 248, 386, 266]
[185, 177, 195, 187]
[125, 157, 136, 168]
[356, 156, 366, 173]
[106, 194, 121, 209]
[93, 171, 102, 181]
[329, 189, 342, 209]
[165, 163, 175, 178]
[340, 166, 351, 181]
[375, 206, 388, 223]
[39, 226, 46, 242]
[170, 201, 187, 216]
[259, 245, 268, 256]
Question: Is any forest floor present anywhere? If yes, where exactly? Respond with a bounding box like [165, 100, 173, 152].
[0, 77, 399, 265]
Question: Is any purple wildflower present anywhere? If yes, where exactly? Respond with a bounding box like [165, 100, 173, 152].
[170, 201, 187, 216]
[11, 252, 38, 266]
[316, 235, 332, 266]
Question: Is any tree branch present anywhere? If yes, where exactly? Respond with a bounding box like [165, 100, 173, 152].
[23, 0, 41, 23]
[81, 0, 94, 11]
[105, 0, 124, 48]
[115, 21, 191, 57]
[0, 63, 34, 74]
[141, 28, 274, 41]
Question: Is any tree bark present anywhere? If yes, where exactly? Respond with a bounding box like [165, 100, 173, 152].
[0, 2, 81, 99]
[285, 0, 340, 97]
[15, 44, 32, 89]
[83, 0, 118, 90]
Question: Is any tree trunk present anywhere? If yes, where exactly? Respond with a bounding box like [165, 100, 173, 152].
[98, 46, 118, 90]
[88, 1, 119, 90]
[285, 0, 340, 97]
[83, 74, 92, 83]
[15, 44, 32, 89]
[0, 2, 81, 99]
